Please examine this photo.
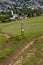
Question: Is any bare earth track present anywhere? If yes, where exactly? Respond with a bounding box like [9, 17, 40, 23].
[0, 34, 43, 65]
[0, 32, 11, 39]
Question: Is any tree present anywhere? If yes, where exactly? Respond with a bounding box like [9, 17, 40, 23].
[28, 8, 34, 17]
[34, 9, 42, 16]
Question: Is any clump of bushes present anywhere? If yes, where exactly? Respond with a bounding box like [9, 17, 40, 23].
[0, 13, 9, 22]
[17, 8, 43, 18]
[13, 35, 28, 41]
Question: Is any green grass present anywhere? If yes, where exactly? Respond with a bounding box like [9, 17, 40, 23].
[0, 16, 43, 36]
[0, 16, 43, 61]
[23, 38, 43, 65]
[0, 34, 28, 61]
[14, 38, 43, 65]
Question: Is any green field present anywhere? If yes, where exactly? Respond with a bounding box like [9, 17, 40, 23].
[0, 34, 28, 61]
[0, 16, 43, 36]
[0, 16, 43, 62]
[14, 38, 43, 65]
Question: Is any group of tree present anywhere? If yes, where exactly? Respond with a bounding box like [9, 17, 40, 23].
[0, 7, 43, 22]
[14, 7, 43, 17]
[0, 12, 10, 22]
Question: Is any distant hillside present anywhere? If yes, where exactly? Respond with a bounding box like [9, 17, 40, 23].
[0, 0, 43, 2]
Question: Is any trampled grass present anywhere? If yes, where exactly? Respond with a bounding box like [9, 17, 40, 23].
[22, 38, 43, 65]
[14, 38, 43, 65]
[0, 34, 28, 61]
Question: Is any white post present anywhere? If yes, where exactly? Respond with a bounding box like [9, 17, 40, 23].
[21, 21, 24, 36]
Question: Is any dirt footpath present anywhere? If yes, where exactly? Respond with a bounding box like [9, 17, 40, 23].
[0, 34, 43, 65]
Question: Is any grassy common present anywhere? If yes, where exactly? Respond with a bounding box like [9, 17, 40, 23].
[0, 16, 43, 61]
[0, 16, 43, 36]
[0, 34, 28, 61]
[14, 38, 43, 65]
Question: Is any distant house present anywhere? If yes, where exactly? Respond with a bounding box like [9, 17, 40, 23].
[20, 13, 28, 19]
[16, 6, 22, 10]
[0, 9, 3, 13]
[9, 10, 18, 21]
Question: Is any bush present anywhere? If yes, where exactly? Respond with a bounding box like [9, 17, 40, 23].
[28, 9, 34, 17]
[34, 9, 42, 16]
[13, 35, 28, 41]
[0, 14, 9, 22]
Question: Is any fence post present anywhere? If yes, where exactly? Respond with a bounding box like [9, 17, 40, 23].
[21, 21, 24, 36]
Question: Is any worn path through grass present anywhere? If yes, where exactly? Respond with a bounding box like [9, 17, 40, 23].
[0, 34, 43, 65]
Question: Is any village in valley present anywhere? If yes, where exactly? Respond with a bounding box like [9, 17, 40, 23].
[0, 0, 43, 22]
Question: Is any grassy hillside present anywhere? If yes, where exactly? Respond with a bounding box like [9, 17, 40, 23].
[0, 16, 43, 61]
[0, 16, 43, 37]
[0, 34, 28, 61]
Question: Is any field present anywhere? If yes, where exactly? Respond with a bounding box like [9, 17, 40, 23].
[0, 16, 43, 64]
[0, 16, 43, 36]
[0, 33, 28, 61]
[14, 37, 43, 65]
